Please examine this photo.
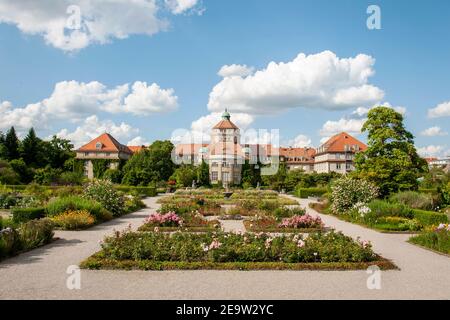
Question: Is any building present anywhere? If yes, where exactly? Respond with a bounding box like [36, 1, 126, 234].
[279, 147, 316, 172]
[426, 157, 450, 173]
[313, 132, 367, 174]
[75, 133, 145, 179]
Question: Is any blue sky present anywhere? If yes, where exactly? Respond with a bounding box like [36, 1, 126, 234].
[0, 0, 449, 157]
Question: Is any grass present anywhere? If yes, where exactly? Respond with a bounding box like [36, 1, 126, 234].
[409, 228, 450, 255]
[80, 253, 397, 271]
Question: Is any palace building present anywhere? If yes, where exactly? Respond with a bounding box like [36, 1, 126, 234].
[76, 111, 368, 181]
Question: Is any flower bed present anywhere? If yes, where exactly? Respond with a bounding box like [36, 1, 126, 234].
[244, 214, 324, 233]
[80, 228, 396, 270]
[138, 212, 220, 232]
[409, 224, 450, 255]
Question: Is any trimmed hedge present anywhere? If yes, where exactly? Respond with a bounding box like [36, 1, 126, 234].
[418, 188, 438, 194]
[12, 207, 46, 223]
[295, 187, 328, 198]
[411, 209, 448, 226]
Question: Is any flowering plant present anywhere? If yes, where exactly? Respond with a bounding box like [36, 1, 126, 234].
[278, 214, 324, 229]
[331, 177, 379, 214]
[144, 211, 183, 227]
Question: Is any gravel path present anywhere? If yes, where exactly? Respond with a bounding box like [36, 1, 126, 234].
[0, 194, 449, 300]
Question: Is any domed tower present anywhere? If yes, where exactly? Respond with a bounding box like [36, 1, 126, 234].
[209, 109, 243, 186]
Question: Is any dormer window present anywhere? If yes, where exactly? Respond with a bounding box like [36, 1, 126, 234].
[95, 142, 102, 150]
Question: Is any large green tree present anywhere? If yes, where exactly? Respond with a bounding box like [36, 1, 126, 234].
[171, 165, 196, 187]
[3, 127, 20, 160]
[354, 106, 427, 196]
[241, 160, 262, 188]
[20, 128, 43, 166]
[41, 135, 74, 169]
[197, 160, 210, 186]
[121, 140, 176, 186]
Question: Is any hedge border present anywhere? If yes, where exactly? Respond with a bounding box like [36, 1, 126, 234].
[80, 253, 398, 271]
[295, 188, 328, 199]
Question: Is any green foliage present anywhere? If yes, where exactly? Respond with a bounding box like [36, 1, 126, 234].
[261, 163, 288, 191]
[114, 185, 157, 197]
[20, 128, 43, 167]
[171, 165, 196, 187]
[83, 179, 124, 216]
[91, 159, 111, 179]
[390, 191, 436, 211]
[330, 177, 379, 214]
[0, 191, 18, 209]
[0, 160, 20, 185]
[46, 196, 107, 220]
[354, 106, 427, 196]
[295, 187, 328, 198]
[241, 161, 262, 188]
[12, 207, 46, 223]
[122, 140, 175, 186]
[409, 226, 450, 254]
[197, 160, 210, 187]
[272, 206, 306, 220]
[368, 200, 412, 218]
[33, 166, 63, 185]
[9, 159, 34, 183]
[411, 209, 448, 226]
[3, 127, 20, 161]
[0, 227, 21, 259]
[103, 169, 122, 183]
[59, 171, 85, 185]
[51, 210, 96, 230]
[18, 218, 54, 251]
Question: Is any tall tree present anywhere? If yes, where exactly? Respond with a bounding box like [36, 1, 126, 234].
[20, 128, 42, 166]
[4, 127, 20, 160]
[197, 160, 210, 186]
[242, 160, 262, 187]
[41, 136, 74, 169]
[354, 106, 427, 196]
[0, 131, 6, 160]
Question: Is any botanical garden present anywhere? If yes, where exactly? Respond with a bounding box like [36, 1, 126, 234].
[1, 106, 449, 268]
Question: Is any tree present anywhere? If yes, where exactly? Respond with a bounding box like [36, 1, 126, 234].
[241, 160, 262, 188]
[171, 165, 196, 187]
[354, 106, 427, 196]
[0, 131, 6, 159]
[197, 160, 210, 186]
[262, 162, 288, 191]
[3, 127, 20, 160]
[41, 136, 74, 169]
[121, 140, 176, 186]
[0, 160, 20, 184]
[20, 128, 43, 166]
[9, 158, 34, 183]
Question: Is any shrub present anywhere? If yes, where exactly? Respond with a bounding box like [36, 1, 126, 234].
[295, 187, 328, 198]
[103, 169, 122, 184]
[144, 212, 182, 227]
[83, 180, 125, 216]
[390, 191, 435, 211]
[46, 196, 108, 220]
[124, 195, 146, 213]
[367, 200, 413, 218]
[273, 206, 306, 220]
[375, 217, 422, 231]
[409, 224, 450, 254]
[278, 214, 324, 229]
[18, 218, 54, 251]
[331, 178, 379, 214]
[115, 186, 157, 197]
[411, 209, 448, 226]
[51, 210, 96, 230]
[0, 227, 20, 259]
[0, 192, 17, 209]
[12, 207, 46, 223]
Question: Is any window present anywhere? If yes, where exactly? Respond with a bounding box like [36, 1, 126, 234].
[336, 163, 341, 170]
[336, 153, 341, 159]
[222, 172, 230, 182]
[346, 163, 351, 170]
[211, 171, 218, 181]
[84, 152, 89, 156]
[105, 152, 111, 156]
[95, 142, 102, 150]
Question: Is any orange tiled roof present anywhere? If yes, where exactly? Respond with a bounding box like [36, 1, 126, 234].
[77, 133, 132, 154]
[279, 147, 316, 163]
[318, 132, 367, 154]
[127, 145, 146, 153]
[212, 119, 239, 130]
[424, 157, 438, 164]
[174, 143, 209, 156]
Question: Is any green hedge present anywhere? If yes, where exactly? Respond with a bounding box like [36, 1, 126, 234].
[418, 188, 438, 194]
[295, 187, 328, 198]
[115, 186, 157, 197]
[411, 209, 448, 226]
[12, 207, 46, 223]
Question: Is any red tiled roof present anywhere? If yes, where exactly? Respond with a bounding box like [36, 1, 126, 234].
[76, 133, 132, 154]
[318, 132, 367, 154]
[212, 119, 239, 130]
[279, 147, 316, 163]
[424, 157, 438, 164]
[127, 145, 146, 153]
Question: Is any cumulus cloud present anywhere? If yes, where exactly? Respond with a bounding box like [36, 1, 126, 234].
[285, 134, 312, 148]
[208, 51, 384, 115]
[421, 126, 448, 137]
[217, 64, 255, 78]
[127, 136, 151, 146]
[165, 0, 202, 15]
[55, 115, 139, 148]
[319, 118, 366, 137]
[0, 80, 178, 132]
[352, 102, 406, 118]
[428, 101, 450, 118]
[0, 0, 204, 51]
[417, 145, 445, 158]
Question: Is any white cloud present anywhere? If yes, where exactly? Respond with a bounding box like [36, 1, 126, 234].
[417, 145, 445, 158]
[352, 102, 406, 118]
[319, 118, 366, 137]
[0, 80, 178, 132]
[0, 0, 188, 52]
[320, 136, 331, 145]
[217, 64, 254, 78]
[421, 126, 448, 137]
[127, 136, 150, 146]
[165, 0, 201, 15]
[428, 101, 450, 118]
[285, 134, 312, 148]
[55, 115, 139, 148]
[208, 51, 384, 115]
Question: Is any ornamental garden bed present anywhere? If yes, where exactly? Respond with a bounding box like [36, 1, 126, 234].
[408, 224, 450, 255]
[138, 212, 220, 232]
[243, 214, 325, 233]
[80, 229, 397, 271]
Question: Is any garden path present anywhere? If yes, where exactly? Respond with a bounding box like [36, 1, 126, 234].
[0, 194, 449, 299]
